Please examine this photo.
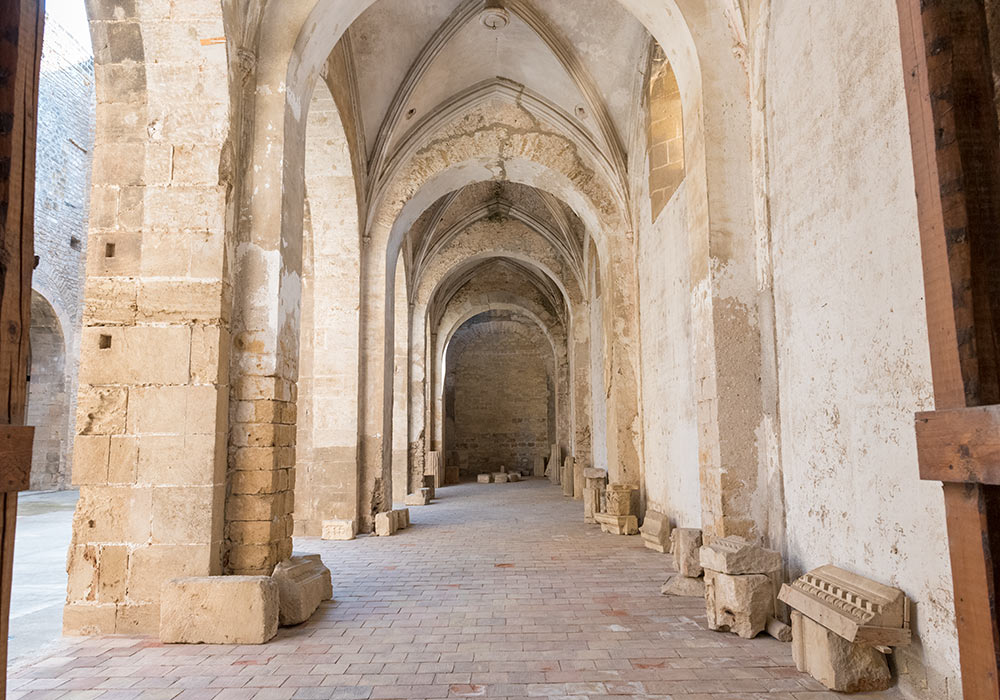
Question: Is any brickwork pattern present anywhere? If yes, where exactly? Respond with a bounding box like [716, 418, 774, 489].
[445, 314, 552, 475]
[29, 17, 95, 490]
[11, 481, 901, 699]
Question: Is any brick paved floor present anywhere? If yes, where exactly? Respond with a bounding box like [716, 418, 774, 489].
[10, 479, 902, 699]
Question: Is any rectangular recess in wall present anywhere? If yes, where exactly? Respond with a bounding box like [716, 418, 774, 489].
[104, 242, 115, 258]
[98, 334, 112, 349]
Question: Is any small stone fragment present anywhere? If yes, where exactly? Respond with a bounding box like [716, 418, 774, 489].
[375, 511, 395, 537]
[321, 519, 357, 541]
[661, 574, 705, 598]
[271, 554, 333, 626]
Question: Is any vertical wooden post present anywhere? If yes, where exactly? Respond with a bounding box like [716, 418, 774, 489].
[0, 0, 43, 696]
[897, 1, 1000, 696]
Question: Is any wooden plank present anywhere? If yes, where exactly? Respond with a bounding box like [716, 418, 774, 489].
[916, 406, 1000, 484]
[0, 0, 44, 697]
[0, 425, 32, 492]
[896, 1, 1000, 696]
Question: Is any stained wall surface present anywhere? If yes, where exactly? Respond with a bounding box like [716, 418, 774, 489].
[637, 183, 700, 527]
[445, 313, 551, 475]
[765, 1, 959, 695]
[29, 16, 95, 491]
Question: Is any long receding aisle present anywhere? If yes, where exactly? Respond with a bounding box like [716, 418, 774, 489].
[12, 481, 901, 699]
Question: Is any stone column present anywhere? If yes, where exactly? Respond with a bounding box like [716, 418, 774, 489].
[66, 2, 231, 635]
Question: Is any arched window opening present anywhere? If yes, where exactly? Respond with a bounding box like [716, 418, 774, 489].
[647, 43, 685, 221]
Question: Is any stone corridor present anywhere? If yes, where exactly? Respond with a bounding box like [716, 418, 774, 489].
[10, 481, 900, 700]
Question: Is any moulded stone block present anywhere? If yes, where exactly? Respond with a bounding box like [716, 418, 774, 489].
[160, 576, 279, 644]
[595, 512, 638, 535]
[573, 460, 585, 500]
[700, 536, 782, 576]
[375, 511, 395, 537]
[791, 611, 891, 692]
[605, 484, 635, 516]
[661, 574, 705, 598]
[778, 565, 911, 647]
[321, 519, 357, 541]
[705, 570, 774, 639]
[271, 554, 333, 626]
[671, 528, 704, 578]
[640, 511, 671, 553]
[477, 473, 492, 484]
[405, 489, 431, 506]
[494, 473, 509, 484]
[534, 456, 545, 477]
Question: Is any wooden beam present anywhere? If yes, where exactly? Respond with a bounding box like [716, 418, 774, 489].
[0, 0, 43, 696]
[916, 406, 1000, 484]
[897, 0, 1000, 695]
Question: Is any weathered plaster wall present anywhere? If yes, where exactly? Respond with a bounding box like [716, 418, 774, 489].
[588, 253, 609, 473]
[766, 2, 959, 696]
[30, 17, 95, 491]
[445, 313, 551, 474]
[294, 81, 361, 536]
[637, 183, 700, 527]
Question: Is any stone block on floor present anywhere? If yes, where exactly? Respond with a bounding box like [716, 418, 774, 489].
[671, 528, 703, 577]
[705, 570, 774, 639]
[271, 554, 333, 627]
[405, 488, 432, 506]
[595, 512, 638, 535]
[494, 472, 509, 483]
[445, 465, 460, 484]
[640, 511, 671, 553]
[321, 519, 357, 541]
[700, 536, 782, 576]
[160, 576, 279, 645]
[605, 483, 635, 516]
[375, 511, 396, 537]
[661, 574, 705, 598]
[477, 473, 492, 483]
[791, 611, 892, 692]
[534, 455, 545, 477]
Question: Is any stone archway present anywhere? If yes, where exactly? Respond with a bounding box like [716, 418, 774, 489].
[27, 291, 69, 491]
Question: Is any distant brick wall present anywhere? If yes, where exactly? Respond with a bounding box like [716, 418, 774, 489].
[444, 313, 552, 474]
[27, 17, 94, 490]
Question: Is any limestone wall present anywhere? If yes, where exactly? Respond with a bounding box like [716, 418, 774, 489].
[29, 17, 95, 491]
[444, 313, 552, 474]
[763, 1, 959, 695]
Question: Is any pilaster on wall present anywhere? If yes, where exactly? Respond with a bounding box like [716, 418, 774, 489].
[66, 2, 231, 635]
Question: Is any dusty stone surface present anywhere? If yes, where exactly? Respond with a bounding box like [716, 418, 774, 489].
[700, 537, 782, 576]
[661, 574, 705, 598]
[640, 511, 671, 553]
[792, 611, 892, 692]
[672, 528, 704, 578]
[271, 554, 333, 626]
[321, 519, 357, 541]
[705, 571, 775, 639]
[159, 577, 278, 645]
[18, 483, 875, 698]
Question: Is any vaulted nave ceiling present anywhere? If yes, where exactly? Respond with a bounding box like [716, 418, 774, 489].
[340, 0, 652, 187]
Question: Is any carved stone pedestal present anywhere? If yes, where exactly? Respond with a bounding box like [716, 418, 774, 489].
[477, 473, 492, 483]
[705, 570, 774, 639]
[321, 519, 357, 541]
[595, 512, 638, 535]
[582, 468, 606, 523]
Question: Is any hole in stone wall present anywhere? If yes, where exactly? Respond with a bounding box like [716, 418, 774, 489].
[70, 236, 81, 250]
[104, 242, 115, 258]
[98, 334, 112, 349]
